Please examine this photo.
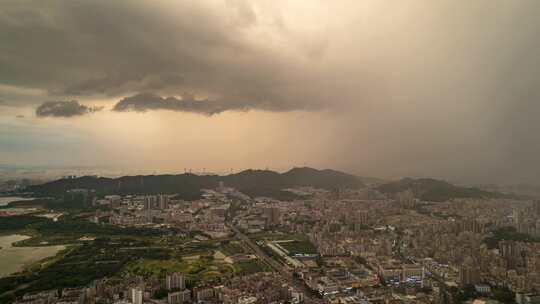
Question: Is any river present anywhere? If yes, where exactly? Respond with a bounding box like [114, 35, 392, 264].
[0, 234, 66, 277]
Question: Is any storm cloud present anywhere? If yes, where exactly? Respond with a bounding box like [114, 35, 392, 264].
[36, 101, 103, 118]
[0, 0, 320, 112]
[112, 93, 251, 115]
[1, 1, 540, 183]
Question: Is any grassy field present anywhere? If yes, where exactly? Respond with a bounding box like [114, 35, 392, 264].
[123, 259, 186, 278]
[123, 253, 236, 283]
[233, 260, 270, 275]
[249, 232, 309, 241]
[123, 247, 270, 283]
[220, 241, 245, 255]
[177, 240, 221, 256]
[278, 240, 318, 255]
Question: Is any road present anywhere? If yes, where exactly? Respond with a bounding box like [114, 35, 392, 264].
[228, 224, 291, 275]
[227, 224, 317, 300]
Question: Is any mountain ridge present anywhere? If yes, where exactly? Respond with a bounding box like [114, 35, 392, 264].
[25, 167, 364, 200]
[377, 177, 520, 202]
[24, 167, 519, 202]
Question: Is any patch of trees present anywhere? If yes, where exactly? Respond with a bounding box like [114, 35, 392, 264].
[484, 226, 540, 249]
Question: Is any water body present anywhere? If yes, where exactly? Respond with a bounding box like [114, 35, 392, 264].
[0, 196, 34, 207]
[0, 235, 65, 277]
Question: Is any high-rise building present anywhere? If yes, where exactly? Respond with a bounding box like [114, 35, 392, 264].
[194, 287, 214, 302]
[264, 207, 280, 227]
[459, 257, 480, 286]
[168, 290, 190, 304]
[499, 241, 520, 258]
[459, 265, 479, 286]
[499, 240, 521, 269]
[396, 189, 416, 208]
[166, 272, 185, 291]
[460, 219, 485, 234]
[131, 288, 143, 304]
[513, 208, 522, 226]
[144, 196, 156, 210]
[533, 200, 540, 217]
[358, 211, 369, 227]
[158, 194, 169, 210]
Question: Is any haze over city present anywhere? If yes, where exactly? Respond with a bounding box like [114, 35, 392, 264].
[2, 1, 540, 184]
[5, 2, 540, 304]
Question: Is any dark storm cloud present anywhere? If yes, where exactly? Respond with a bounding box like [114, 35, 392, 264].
[36, 101, 103, 118]
[0, 0, 316, 112]
[2, 0, 540, 183]
[112, 93, 251, 115]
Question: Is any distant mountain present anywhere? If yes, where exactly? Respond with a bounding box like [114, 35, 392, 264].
[282, 167, 362, 189]
[475, 183, 539, 198]
[377, 177, 517, 202]
[25, 167, 365, 201]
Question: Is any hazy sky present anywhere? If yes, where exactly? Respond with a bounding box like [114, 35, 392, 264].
[1, 0, 540, 184]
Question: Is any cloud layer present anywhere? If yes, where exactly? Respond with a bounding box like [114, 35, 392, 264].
[0, 0, 322, 112]
[113, 93, 248, 115]
[1, 1, 540, 183]
[36, 101, 103, 118]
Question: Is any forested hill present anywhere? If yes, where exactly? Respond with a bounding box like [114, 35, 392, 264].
[25, 167, 364, 200]
[377, 177, 518, 202]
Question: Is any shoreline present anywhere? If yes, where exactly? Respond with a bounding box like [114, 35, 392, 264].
[0, 234, 66, 278]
